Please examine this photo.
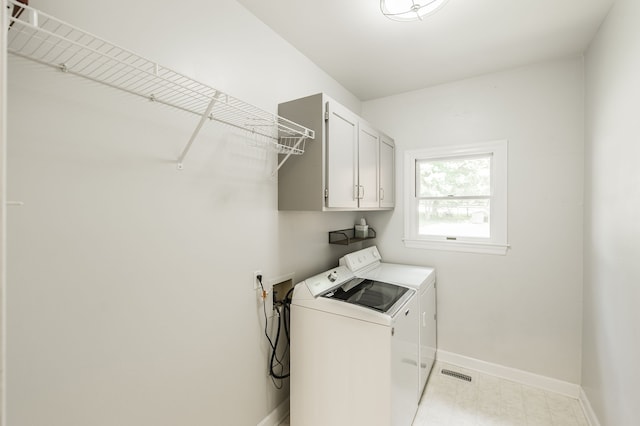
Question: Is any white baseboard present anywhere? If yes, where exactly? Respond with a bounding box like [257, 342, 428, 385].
[579, 388, 602, 426]
[436, 349, 580, 398]
[257, 397, 289, 426]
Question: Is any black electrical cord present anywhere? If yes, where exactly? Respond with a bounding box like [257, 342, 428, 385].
[283, 303, 290, 342]
[283, 287, 294, 341]
[285, 287, 295, 301]
[269, 289, 294, 379]
[257, 275, 292, 382]
[257, 275, 276, 353]
[257, 275, 284, 387]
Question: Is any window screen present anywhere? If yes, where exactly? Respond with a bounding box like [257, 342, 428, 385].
[416, 155, 492, 239]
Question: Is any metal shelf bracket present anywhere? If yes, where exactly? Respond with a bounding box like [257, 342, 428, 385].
[177, 92, 221, 170]
[275, 135, 306, 174]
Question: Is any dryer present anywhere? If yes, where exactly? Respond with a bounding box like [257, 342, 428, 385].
[340, 246, 437, 400]
[291, 266, 419, 426]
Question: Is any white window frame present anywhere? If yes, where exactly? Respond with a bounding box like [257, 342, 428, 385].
[404, 140, 509, 255]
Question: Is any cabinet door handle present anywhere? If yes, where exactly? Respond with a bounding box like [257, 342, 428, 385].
[380, 188, 384, 201]
[359, 185, 365, 199]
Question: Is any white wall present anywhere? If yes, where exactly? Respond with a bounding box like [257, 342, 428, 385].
[583, 0, 640, 424]
[362, 58, 585, 384]
[1, 1, 7, 424]
[6, 1, 363, 425]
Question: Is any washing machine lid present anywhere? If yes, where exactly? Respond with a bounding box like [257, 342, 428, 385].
[323, 279, 412, 316]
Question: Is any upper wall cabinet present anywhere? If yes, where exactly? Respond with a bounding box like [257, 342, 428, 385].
[278, 93, 395, 211]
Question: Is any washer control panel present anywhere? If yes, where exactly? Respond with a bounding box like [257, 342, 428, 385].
[304, 266, 354, 297]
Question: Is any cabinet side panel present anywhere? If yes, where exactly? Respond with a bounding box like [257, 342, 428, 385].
[278, 94, 324, 211]
[379, 135, 395, 209]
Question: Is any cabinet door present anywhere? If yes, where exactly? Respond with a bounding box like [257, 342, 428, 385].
[326, 101, 358, 209]
[379, 134, 395, 208]
[358, 123, 379, 208]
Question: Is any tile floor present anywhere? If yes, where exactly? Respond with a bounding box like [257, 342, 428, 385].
[279, 362, 589, 426]
[414, 363, 589, 426]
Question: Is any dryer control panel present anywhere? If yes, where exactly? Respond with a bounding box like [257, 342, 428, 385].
[340, 245, 382, 273]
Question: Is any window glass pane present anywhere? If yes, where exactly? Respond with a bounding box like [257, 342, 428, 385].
[418, 156, 491, 197]
[418, 199, 490, 238]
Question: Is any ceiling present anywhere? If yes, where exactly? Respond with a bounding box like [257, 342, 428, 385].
[237, 0, 615, 100]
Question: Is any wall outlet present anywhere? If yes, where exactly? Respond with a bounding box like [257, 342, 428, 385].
[253, 270, 262, 290]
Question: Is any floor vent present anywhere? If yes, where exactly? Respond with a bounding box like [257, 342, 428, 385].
[441, 369, 473, 382]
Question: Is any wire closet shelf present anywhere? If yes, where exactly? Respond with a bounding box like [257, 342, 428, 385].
[6, 0, 314, 170]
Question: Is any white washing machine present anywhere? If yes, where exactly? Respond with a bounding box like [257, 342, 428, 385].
[291, 266, 419, 426]
[339, 246, 437, 400]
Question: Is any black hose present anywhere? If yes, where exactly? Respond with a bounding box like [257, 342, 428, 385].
[269, 306, 290, 379]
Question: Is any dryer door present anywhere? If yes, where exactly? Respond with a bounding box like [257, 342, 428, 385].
[391, 295, 419, 426]
[419, 284, 437, 398]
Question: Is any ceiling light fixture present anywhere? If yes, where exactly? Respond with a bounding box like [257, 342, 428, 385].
[380, 0, 449, 22]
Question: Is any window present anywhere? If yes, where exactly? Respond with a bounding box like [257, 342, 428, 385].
[404, 140, 508, 255]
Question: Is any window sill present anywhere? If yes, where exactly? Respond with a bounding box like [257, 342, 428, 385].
[403, 238, 509, 255]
